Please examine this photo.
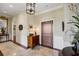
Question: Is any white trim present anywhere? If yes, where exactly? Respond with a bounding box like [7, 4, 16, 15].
[41, 19, 53, 22]
[35, 5, 63, 15]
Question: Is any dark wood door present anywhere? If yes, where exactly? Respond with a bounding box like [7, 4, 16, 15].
[41, 21, 53, 48]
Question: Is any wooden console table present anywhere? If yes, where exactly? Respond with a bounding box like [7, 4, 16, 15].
[0, 33, 9, 41]
[28, 35, 39, 48]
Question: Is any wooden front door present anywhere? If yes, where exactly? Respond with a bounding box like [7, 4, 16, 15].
[41, 21, 53, 48]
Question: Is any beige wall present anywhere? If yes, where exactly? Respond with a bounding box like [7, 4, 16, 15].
[27, 15, 35, 26]
[33, 4, 78, 49]
[11, 4, 77, 49]
[34, 7, 64, 49]
[12, 6, 64, 49]
[12, 12, 29, 47]
[63, 4, 77, 47]
[12, 13, 37, 47]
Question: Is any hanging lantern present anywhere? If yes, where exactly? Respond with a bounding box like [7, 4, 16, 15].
[26, 3, 35, 15]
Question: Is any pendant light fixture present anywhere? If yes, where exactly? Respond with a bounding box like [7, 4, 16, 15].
[26, 3, 35, 15]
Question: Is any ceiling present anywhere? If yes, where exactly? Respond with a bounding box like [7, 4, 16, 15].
[0, 3, 62, 18]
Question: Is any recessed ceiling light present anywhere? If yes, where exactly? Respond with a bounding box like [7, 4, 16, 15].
[9, 5, 13, 8]
[3, 11, 7, 13]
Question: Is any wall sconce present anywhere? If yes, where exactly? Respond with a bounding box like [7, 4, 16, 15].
[29, 25, 34, 34]
[62, 21, 64, 31]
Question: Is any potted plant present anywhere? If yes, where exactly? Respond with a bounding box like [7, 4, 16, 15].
[72, 30, 79, 55]
[68, 15, 79, 55]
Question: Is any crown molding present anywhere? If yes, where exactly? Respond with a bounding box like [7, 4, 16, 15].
[35, 5, 63, 16]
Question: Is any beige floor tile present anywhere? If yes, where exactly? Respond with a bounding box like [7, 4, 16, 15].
[0, 41, 59, 56]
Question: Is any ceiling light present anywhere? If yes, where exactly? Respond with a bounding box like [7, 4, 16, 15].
[26, 3, 36, 15]
[3, 11, 7, 13]
[9, 5, 13, 8]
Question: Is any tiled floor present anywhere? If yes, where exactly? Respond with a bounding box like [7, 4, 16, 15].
[0, 41, 59, 56]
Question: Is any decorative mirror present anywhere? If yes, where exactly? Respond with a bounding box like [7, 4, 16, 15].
[0, 16, 8, 34]
[19, 24, 23, 31]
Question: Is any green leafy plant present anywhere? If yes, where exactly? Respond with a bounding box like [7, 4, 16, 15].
[68, 15, 79, 44]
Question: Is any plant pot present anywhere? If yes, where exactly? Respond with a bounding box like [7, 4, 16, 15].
[72, 43, 77, 55]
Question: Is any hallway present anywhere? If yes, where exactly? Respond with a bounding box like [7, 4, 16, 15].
[0, 41, 59, 56]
